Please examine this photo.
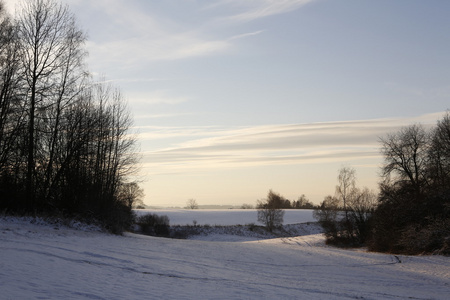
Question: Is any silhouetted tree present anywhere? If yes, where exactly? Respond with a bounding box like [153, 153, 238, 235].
[118, 182, 144, 209]
[336, 166, 356, 222]
[16, 0, 87, 209]
[186, 198, 198, 209]
[314, 168, 376, 246]
[292, 194, 315, 209]
[257, 190, 285, 231]
[0, 0, 140, 233]
[370, 119, 450, 254]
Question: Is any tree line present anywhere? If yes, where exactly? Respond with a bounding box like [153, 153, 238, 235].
[0, 0, 140, 232]
[256, 191, 316, 210]
[314, 113, 450, 255]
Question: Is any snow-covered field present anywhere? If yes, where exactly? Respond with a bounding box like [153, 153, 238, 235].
[1, 214, 449, 299]
[135, 208, 317, 226]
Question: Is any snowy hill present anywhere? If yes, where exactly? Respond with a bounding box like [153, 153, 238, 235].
[1, 216, 449, 299]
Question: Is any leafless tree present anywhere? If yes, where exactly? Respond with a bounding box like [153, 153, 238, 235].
[186, 198, 198, 209]
[0, 0, 139, 232]
[313, 195, 340, 241]
[257, 190, 285, 231]
[346, 187, 377, 243]
[0, 1, 27, 207]
[118, 182, 144, 209]
[379, 124, 429, 194]
[16, 0, 87, 208]
[314, 168, 376, 245]
[336, 166, 356, 222]
[428, 112, 450, 188]
[371, 118, 450, 254]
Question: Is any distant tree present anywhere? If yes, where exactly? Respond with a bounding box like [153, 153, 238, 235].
[117, 182, 144, 209]
[186, 198, 198, 209]
[292, 194, 315, 209]
[257, 190, 285, 231]
[241, 203, 254, 209]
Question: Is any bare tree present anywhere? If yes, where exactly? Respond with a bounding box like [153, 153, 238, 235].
[0, 0, 140, 232]
[380, 124, 429, 194]
[313, 195, 340, 241]
[16, 0, 87, 208]
[371, 119, 450, 254]
[0, 1, 24, 173]
[186, 198, 198, 209]
[118, 182, 144, 209]
[346, 187, 377, 243]
[428, 112, 450, 188]
[336, 166, 356, 222]
[314, 168, 376, 245]
[0, 1, 28, 209]
[257, 190, 285, 231]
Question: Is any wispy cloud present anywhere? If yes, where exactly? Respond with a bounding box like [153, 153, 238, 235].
[65, 0, 313, 67]
[70, 0, 234, 65]
[129, 90, 189, 105]
[213, 0, 315, 23]
[100, 78, 166, 84]
[135, 113, 195, 120]
[229, 30, 264, 41]
[140, 113, 445, 173]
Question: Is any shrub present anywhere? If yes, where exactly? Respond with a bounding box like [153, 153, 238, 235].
[136, 214, 170, 237]
[313, 170, 377, 247]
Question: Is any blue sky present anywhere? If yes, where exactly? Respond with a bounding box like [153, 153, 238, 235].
[5, 0, 450, 207]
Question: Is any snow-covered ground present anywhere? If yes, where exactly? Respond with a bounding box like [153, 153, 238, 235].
[1, 215, 449, 299]
[134, 208, 317, 226]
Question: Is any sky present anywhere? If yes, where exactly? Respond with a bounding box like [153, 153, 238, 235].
[4, 0, 450, 207]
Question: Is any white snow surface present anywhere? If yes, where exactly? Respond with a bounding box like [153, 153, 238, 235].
[1, 215, 449, 299]
[135, 209, 317, 226]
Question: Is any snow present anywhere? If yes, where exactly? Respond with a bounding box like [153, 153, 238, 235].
[1, 214, 449, 299]
[134, 208, 317, 226]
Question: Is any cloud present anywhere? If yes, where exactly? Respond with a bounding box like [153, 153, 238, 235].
[214, 0, 315, 23]
[67, 1, 234, 65]
[139, 112, 445, 173]
[134, 113, 195, 120]
[6, 0, 313, 66]
[128, 90, 189, 105]
[100, 78, 166, 84]
[87, 29, 265, 65]
[66, 0, 309, 68]
[229, 30, 264, 41]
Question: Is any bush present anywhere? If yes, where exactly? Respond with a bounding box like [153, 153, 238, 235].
[368, 189, 450, 254]
[313, 171, 377, 247]
[136, 214, 170, 237]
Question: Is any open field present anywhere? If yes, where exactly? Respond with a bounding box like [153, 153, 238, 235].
[1, 213, 449, 299]
[135, 208, 317, 226]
